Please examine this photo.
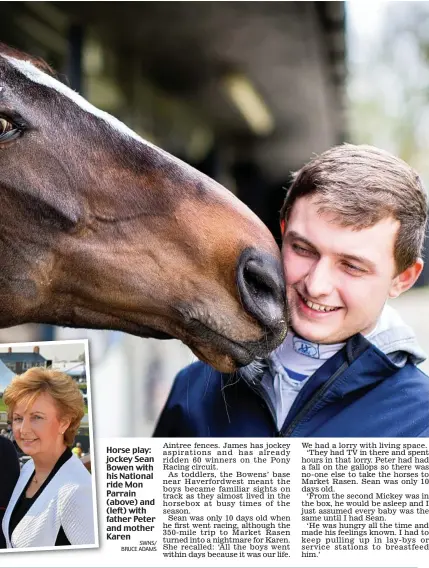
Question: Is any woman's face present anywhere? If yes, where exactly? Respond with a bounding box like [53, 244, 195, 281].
[12, 392, 69, 459]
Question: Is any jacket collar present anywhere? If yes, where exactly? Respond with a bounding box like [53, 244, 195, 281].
[239, 333, 402, 412]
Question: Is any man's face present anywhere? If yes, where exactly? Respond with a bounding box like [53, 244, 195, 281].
[282, 196, 403, 344]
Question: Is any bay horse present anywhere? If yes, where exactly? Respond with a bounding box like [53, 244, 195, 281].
[0, 44, 287, 372]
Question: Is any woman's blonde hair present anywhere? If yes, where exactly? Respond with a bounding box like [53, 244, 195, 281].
[4, 368, 85, 446]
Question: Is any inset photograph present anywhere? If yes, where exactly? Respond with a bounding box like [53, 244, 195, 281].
[0, 340, 98, 551]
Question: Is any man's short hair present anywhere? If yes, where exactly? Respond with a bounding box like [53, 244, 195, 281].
[280, 144, 428, 273]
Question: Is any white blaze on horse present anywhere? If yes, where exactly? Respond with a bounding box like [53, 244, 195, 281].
[0, 44, 287, 372]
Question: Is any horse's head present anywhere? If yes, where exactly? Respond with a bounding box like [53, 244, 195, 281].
[0, 45, 287, 372]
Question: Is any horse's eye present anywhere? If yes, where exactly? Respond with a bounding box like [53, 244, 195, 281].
[0, 118, 14, 135]
[0, 117, 22, 142]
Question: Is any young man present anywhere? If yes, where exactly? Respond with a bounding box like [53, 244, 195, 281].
[154, 144, 429, 437]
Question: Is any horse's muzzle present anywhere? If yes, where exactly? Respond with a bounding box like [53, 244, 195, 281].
[236, 247, 287, 340]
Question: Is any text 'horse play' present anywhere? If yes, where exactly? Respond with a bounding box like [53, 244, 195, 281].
[0, 45, 287, 371]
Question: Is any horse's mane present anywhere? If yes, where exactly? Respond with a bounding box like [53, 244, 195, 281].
[0, 42, 56, 77]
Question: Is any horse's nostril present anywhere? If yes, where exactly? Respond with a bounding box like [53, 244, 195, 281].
[243, 263, 272, 302]
[237, 248, 286, 331]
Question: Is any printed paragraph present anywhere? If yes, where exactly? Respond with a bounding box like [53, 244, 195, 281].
[162, 441, 292, 560]
[100, 439, 429, 567]
[301, 440, 429, 557]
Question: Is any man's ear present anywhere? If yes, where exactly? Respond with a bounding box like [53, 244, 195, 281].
[389, 258, 424, 299]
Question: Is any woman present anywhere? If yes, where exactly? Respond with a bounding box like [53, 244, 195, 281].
[0, 435, 20, 548]
[2, 368, 95, 548]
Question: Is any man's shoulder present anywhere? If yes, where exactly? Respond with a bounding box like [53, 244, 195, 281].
[368, 360, 429, 421]
[376, 362, 429, 436]
[174, 360, 222, 382]
[0, 435, 17, 456]
[171, 360, 224, 398]
[395, 360, 429, 385]
[176, 359, 209, 375]
[367, 343, 429, 392]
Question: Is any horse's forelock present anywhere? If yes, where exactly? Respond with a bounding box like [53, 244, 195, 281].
[0, 43, 56, 78]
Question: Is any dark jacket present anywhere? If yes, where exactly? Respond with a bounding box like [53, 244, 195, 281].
[0, 436, 20, 548]
[153, 334, 429, 437]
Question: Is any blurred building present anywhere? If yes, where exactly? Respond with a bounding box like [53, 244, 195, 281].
[0, 1, 346, 435]
[0, 346, 48, 374]
[0, 361, 15, 396]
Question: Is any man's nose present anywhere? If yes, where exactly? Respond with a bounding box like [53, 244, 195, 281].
[304, 259, 334, 298]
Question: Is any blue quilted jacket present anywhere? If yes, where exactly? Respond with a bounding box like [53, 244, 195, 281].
[153, 333, 429, 437]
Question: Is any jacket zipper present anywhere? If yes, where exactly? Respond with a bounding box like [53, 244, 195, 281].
[281, 360, 349, 437]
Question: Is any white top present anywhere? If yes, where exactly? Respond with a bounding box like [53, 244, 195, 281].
[2, 454, 95, 548]
[265, 332, 345, 428]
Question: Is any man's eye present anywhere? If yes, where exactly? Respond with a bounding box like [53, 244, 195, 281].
[292, 243, 314, 256]
[343, 262, 366, 274]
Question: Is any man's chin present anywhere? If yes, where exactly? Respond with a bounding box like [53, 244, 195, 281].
[291, 320, 341, 345]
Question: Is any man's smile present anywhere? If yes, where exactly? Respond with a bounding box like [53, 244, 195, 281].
[296, 290, 341, 314]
